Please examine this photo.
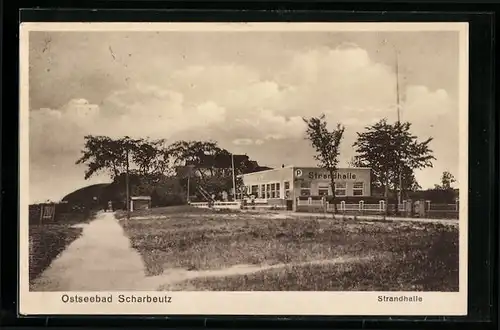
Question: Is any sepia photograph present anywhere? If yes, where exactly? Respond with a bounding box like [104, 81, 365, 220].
[19, 22, 468, 315]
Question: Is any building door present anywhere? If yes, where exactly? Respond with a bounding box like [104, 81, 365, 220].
[284, 181, 291, 200]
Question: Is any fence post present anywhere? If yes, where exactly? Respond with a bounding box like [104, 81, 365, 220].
[359, 200, 364, 214]
[51, 203, 56, 222]
[379, 200, 385, 212]
[308, 197, 312, 205]
[340, 201, 345, 212]
[419, 199, 427, 218]
[39, 204, 43, 225]
[406, 199, 413, 217]
[455, 198, 459, 212]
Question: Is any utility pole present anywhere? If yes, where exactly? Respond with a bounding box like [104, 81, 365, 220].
[231, 154, 237, 200]
[187, 173, 190, 203]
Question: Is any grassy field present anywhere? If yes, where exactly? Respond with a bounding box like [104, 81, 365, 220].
[29, 224, 83, 283]
[28, 208, 96, 284]
[118, 206, 459, 292]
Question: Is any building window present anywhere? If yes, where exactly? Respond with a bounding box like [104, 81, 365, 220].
[284, 181, 290, 199]
[318, 184, 330, 196]
[251, 185, 259, 197]
[264, 183, 281, 198]
[266, 184, 271, 199]
[300, 189, 311, 196]
[260, 184, 266, 199]
[335, 182, 347, 196]
[353, 182, 364, 196]
[299, 180, 311, 196]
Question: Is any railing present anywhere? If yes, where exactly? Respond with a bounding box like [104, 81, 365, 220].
[190, 201, 242, 210]
[243, 198, 269, 205]
[191, 198, 459, 217]
[363, 203, 383, 211]
[189, 202, 210, 208]
[300, 198, 459, 219]
[429, 203, 457, 211]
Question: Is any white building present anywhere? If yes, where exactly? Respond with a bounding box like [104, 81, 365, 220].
[240, 165, 371, 209]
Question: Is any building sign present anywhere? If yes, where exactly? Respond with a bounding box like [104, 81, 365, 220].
[295, 168, 358, 181]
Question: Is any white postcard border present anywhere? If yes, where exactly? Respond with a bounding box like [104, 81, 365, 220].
[18, 22, 469, 316]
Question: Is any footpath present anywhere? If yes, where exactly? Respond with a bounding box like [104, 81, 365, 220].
[30, 212, 152, 291]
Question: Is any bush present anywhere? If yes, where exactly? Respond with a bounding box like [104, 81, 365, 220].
[151, 192, 186, 207]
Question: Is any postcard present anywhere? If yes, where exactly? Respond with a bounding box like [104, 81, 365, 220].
[19, 21, 468, 315]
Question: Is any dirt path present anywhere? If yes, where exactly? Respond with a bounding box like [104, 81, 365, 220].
[30, 212, 153, 291]
[152, 255, 376, 290]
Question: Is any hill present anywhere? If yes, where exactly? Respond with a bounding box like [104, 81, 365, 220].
[61, 183, 111, 206]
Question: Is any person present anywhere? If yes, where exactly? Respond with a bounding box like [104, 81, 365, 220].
[107, 200, 113, 212]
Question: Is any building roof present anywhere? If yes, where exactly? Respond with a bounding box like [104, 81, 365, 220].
[239, 165, 371, 177]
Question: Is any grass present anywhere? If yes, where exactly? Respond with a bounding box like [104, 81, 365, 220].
[28, 208, 96, 284]
[119, 206, 459, 291]
[29, 224, 84, 283]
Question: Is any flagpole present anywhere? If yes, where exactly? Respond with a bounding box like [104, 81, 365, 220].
[125, 141, 130, 220]
[395, 49, 403, 206]
[231, 154, 237, 200]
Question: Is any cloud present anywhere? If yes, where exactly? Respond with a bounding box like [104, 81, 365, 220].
[29, 42, 459, 201]
[232, 138, 254, 146]
[403, 86, 453, 121]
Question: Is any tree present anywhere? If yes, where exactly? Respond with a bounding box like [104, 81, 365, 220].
[349, 156, 421, 197]
[76, 135, 170, 215]
[132, 139, 171, 176]
[303, 114, 345, 216]
[169, 140, 254, 200]
[76, 136, 169, 179]
[434, 171, 456, 190]
[352, 119, 435, 215]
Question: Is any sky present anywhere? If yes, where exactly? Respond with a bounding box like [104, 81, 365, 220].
[27, 27, 462, 203]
